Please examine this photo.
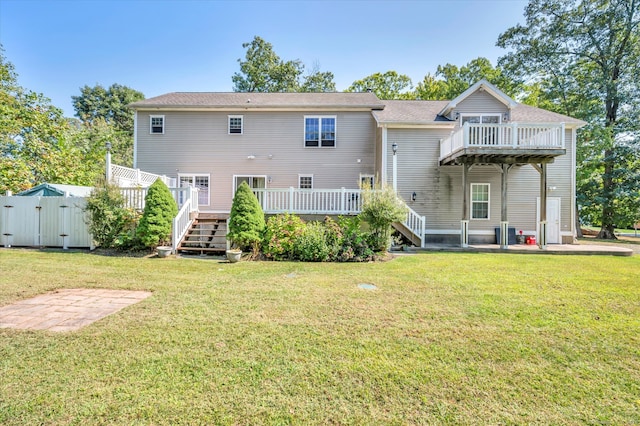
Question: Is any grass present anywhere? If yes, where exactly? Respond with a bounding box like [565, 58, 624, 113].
[1, 249, 639, 425]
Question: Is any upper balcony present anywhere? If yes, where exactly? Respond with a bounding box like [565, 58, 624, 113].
[439, 122, 566, 165]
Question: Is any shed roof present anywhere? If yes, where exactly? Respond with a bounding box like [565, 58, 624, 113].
[17, 183, 94, 197]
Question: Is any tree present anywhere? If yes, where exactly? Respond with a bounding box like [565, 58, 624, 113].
[0, 45, 100, 193]
[415, 57, 518, 100]
[498, 0, 640, 239]
[85, 180, 138, 248]
[227, 181, 265, 253]
[346, 71, 414, 99]
[232, 36, 303, 92]
[136, 179, 178, 249]
[71, 83, 144, 135]
[300, 62, 336, 92]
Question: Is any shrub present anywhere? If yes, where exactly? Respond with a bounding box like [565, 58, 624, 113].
[322, 216, 343, 261]
[360, 184, 408, 251]
[227, 181, 265, 253]
[337, 216, 375, 262]
[294, 221, 331, 262]
[262, 213, 305, 260]
[136, 179, 178, 249]
[85, 180, 138, 248]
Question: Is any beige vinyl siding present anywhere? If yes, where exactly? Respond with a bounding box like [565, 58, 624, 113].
[386, 127, 575, 242]
[451, 91, 509, 123]
[135, 111, 376, 211]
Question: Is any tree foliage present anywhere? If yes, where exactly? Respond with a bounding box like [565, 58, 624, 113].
[0, 45, 102, 194]
[498, 0, 640, 238]
[227, 181, 266, 253]
[232, 36, 336, 93]
[71, 83, 144, 135]
[415, 57, 518, 100]
[346, 71, 414, 99]
[136, 179, 178, 249]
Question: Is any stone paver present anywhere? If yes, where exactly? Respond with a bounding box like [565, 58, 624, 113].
[0, 288, 152, 332]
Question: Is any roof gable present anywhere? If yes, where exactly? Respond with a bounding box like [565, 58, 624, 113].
[438, 79, 517, 116]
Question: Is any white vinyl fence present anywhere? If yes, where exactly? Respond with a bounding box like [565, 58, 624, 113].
[0, 196, 92, 249]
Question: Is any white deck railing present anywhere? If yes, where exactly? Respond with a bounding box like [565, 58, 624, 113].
[120, 187, 199, 212]
[110, 164, 176, 188]
[253, 187, 426, 246]
[440, 122, 565, 160]
[253, 187, 363, 215]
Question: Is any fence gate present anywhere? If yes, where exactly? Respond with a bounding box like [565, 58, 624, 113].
[0, 196, 92, 249]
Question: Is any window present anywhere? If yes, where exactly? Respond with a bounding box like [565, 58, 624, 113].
[305, 116, 336, 147]
[179, 174, 209, 206]
[299, 175, 313, 189]
[234, 175, 267, 206]
[228, 115, 243, 134]
[150, 115, 164, 134]
[471, 183, 490, 220]
[359, 174, 374, 189]
[461, 114, 501, 145]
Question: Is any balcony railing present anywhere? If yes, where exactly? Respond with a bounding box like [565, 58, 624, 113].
[439, 122, 565, 161]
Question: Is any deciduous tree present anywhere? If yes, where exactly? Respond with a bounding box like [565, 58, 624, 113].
[498, 0, 640, 238]
[346, 71, 414, 99]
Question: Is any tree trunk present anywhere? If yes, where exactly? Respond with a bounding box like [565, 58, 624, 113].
[575, 205, 582, 238]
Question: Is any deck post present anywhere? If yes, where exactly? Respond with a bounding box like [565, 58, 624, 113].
[461, 163, 470, 247]
[539, 163, 548, 249]
[288, 187, 294, 213]
[500, 164, 510, 249]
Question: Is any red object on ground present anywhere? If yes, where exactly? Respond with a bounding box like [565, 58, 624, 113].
[526, 236, 537, 245]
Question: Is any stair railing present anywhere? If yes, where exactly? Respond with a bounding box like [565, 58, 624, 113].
[172, 197, 193, 253]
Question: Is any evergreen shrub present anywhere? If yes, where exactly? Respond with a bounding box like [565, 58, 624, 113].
[136, 179, 178, 249]
[227, 181, 265, 253]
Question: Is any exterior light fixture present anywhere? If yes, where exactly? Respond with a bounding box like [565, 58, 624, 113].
[105, 142, 112, 152]
[247, 155, 256, 160]
[412, 192, 417, 202]
[392, 143, 398, 155]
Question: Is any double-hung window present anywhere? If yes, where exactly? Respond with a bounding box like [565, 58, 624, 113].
[471, 183, 490, 220]
[150, 115, 164, 134]
[228, 115, 243, 134]
[305, 116, 336, 147]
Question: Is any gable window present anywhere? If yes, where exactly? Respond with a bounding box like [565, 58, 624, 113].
[299, 174, 313, 189]
[150, 115, 164, 134]
[305, 116, 336, 147]
[228, 115, 243, 134]
[460, 114, 501, 125]
[471, 183, 490, 220]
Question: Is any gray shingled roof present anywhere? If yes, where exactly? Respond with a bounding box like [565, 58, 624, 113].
[374, 100, 586, 126]
[372, 100, 451, 124]
[129, 92, 385, 109]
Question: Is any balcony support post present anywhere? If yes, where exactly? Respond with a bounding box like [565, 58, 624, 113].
[500, 164, 512, 249]
[461, 162, 470, 248]
[539, 163, 548, 249]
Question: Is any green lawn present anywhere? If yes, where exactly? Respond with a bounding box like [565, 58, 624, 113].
[1, 249, 639, 425]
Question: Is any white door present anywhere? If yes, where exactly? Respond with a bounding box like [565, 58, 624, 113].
[537, 197, 561, 244]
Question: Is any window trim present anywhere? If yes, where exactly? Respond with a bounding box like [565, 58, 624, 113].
[359, 174, 375, 189]
[459, 113, 502, 126]
[470, 183, 490, 220]
[150, 115, 165, 134]
[298, 174, 314, 189]
[228, 115, 243, 135]
[304, 115, 337, 148]
[178, 173, 210, 206]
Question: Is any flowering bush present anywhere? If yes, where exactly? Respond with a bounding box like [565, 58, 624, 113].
[262, 213, 305, 260]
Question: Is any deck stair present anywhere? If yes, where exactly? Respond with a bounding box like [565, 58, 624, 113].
[177, 213, 228, 255]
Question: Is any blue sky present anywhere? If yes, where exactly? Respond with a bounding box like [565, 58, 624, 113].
[0, 0, 528, 117]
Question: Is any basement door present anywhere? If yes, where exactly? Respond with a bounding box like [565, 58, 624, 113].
[537, 197, 561, 244]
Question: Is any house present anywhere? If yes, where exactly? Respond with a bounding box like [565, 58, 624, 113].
[127, 80, 585, 250]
